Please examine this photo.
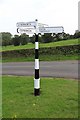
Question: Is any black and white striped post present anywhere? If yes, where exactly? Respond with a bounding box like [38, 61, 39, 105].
[34, 19, 40, 96]
[16, 19, 64, 96]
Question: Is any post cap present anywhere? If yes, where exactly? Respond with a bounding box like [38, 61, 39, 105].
[35, 19, 38, 21]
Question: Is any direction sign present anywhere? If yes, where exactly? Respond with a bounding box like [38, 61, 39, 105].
[17, 26, 64, 34]
[16, 20, 64, 34]
[16, 21, 36, 27]
[38, 23, 48, 27]
[16, 21, 49, 28]
[17, 28, 35, 34]
[39, 26, 64, 33]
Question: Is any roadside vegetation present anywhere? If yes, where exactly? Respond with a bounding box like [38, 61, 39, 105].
[0, 31, 80, 62]
[2, 55, 78, 63]
[2, 44, 79, 62]
[1, 38, 79, 52]
[0, 30, 80, 50]
[2, 75, 78, 118]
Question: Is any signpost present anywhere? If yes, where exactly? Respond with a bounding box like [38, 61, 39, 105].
[16, 19, 64, 96]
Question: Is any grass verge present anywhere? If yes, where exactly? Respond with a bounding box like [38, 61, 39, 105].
[2, 54, 78, 62]
[2, 76, 78, 118]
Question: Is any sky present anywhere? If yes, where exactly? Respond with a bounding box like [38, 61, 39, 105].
[0, 0, 79, 35]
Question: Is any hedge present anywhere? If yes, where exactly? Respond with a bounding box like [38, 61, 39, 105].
[2, 45, 80, 58]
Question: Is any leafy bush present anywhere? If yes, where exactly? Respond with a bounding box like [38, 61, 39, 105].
[2, 45, 79, 58]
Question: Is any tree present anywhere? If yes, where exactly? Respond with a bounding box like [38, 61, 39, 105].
[30, 35, 35, 44]
[1, 32, 12, 46]
[12, 35, 20, 46]
[19, 33, 29, 45]
[62, 33, 71, 40]
[74, 31, 80, 38]
[41, 33, 53, 43]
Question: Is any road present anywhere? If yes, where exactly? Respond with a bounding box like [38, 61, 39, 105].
[2, 61, 79, 79]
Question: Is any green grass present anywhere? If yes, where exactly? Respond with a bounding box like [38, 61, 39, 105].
[2, 54, 79, 62]
[1, 39, 79, 52]
[40, 39, 79, 48]
[2, 76, 78, 118]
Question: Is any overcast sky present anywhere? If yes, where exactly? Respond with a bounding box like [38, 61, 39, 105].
[0, 0, 79, 35]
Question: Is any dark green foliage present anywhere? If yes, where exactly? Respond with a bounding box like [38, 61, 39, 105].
[41, 33, 53, 43]
[1, 32, 12, 46]
[2, 45, 79, 58]
[19, 33, 29, 45]
[12, 35, 20, 46]
[12, 34, 29, 46]
[39, 45, 79, 55]
[30, 35, 43, 43]
[30, 35, 35, 44]
[1, 31, 80, 47]
[74, 31, 80, 38]
[62, 33, 71, 40]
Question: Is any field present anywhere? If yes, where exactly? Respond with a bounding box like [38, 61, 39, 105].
[1, 39, 78, 52]
[2, 76, 78, 118]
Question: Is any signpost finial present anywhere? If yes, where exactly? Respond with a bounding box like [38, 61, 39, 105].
[35, 19, 38, 21]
